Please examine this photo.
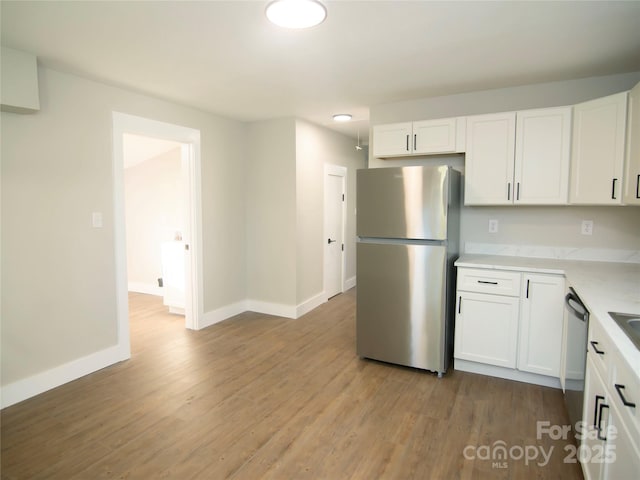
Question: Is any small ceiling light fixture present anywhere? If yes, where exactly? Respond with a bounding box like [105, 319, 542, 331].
[333, 113, 352, 122]
[266, 0, 327, 29]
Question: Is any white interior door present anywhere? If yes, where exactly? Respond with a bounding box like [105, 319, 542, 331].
[324, 165, 346, 299]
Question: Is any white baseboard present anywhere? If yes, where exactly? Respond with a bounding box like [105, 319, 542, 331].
[454, 359, 561, 389]
[2, 293, 332, 407]
[199, 300, 248, 330]
[128, 281, 163, 296]
[204, 294, 327, 322]
[246, 299, 297, 319]
[296, 292, 326, 318]
[345, 276, 356, 290]
[1, 344, 128, 409]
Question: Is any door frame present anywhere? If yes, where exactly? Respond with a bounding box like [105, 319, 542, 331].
[112, 112, 203, 359]
[323, 164, 347, 300]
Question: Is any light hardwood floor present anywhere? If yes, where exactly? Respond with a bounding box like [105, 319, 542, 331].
[1, 290, 583, 479]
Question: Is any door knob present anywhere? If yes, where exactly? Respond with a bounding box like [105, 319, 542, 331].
[328, 238, 337, 244]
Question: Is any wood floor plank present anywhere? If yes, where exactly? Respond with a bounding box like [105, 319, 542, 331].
[1, 290, 583, 479]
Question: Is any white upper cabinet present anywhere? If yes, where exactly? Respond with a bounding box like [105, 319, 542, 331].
[372, 117, 464, 158]
[413, 118, 461, 154]
[570, 91, 628, 205]
[514, 107, 572, 204]
[465, 108, 572, 206]
[623, 81, 640, 205]
[372, 122, 413, 157]
[464, 112, 517, 205]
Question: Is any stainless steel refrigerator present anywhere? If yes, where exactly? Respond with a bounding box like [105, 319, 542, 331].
[356, 165, 460, 376]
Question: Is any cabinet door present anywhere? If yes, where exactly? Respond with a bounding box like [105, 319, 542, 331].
[372, 122, 412, 157]
[582, 357, 608, 480]
[454, 291, 519, 368]
[413, 118, 457, 154]
[601, 402, 640, 480]
[514, 107, 571, 205]
[518, 274, 564, 377]
[570, 92, 627, 204]
[623, 81, 640, 205]
[464, 112, 516, 205]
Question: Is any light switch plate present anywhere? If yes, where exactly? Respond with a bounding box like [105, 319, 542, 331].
[488, 219, 499, 233]
[92, 212, 103, 228]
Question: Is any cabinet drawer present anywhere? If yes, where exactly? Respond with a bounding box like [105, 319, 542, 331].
[457, 268, 521, 296]
[587, 315, 613, 382]
[611, 350, 640, 444]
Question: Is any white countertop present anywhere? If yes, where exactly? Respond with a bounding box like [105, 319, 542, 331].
[455, 254, 640, 372]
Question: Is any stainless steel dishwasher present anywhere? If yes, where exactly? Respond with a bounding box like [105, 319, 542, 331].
[563, 287, 590, 434]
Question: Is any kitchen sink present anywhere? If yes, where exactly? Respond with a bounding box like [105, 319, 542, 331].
[609, 312, 640, 350]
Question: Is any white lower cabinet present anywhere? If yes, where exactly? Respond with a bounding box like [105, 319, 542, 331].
[455, 291, 519, 368]
[454, 267, 564, 386]
[582, 356, 610, 480]
[602, 409, 640, 480]
[582, 352, 640, 480]
[518, 274, 565, 376]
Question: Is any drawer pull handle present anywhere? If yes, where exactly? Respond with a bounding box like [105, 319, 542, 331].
[477, 280, 498, 285]
[614, 384, 636, 408]
[597, 401, 609, 441]
[594, 395, 604, 429]
[590, 341, 605, 355]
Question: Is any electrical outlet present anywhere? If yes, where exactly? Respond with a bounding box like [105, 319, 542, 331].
[581, 220, 593, 235]
[488, 219, 499, 233]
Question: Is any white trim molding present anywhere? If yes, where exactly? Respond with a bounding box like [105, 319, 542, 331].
[112, 112, 204, 358]
[1, 345, 126, 409]
[345, 276, 356, 291]
[1, 292, 337, 406]
[199, 301, 248, 330]
[297, 292, 326, 318]
[246, 300, 297, 319]
[128, 282, 163, 296]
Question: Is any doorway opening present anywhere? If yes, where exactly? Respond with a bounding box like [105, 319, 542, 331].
[324, 164, 347, 300]
[112, 113, 202, 360]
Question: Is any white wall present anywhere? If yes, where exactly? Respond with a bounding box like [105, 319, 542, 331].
[369, 72, 640, 253]
[1, 66, 247, 388]
[295, 120, 365, 304]
[370, 71, 640, 126]
[124, 147, 183, 293]
[246, 118, 297, 307]
[245, 118, 366, 313]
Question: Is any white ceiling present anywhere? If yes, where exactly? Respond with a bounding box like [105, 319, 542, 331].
[2, 1, 640, 143]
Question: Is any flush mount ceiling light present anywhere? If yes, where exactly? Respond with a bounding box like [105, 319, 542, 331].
[266, 0, 327, 29]
[333, 113, 352, 122]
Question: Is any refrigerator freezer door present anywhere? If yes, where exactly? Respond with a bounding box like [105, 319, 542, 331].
[356, 242, 448, 372]
[357, 166, 449, 240]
